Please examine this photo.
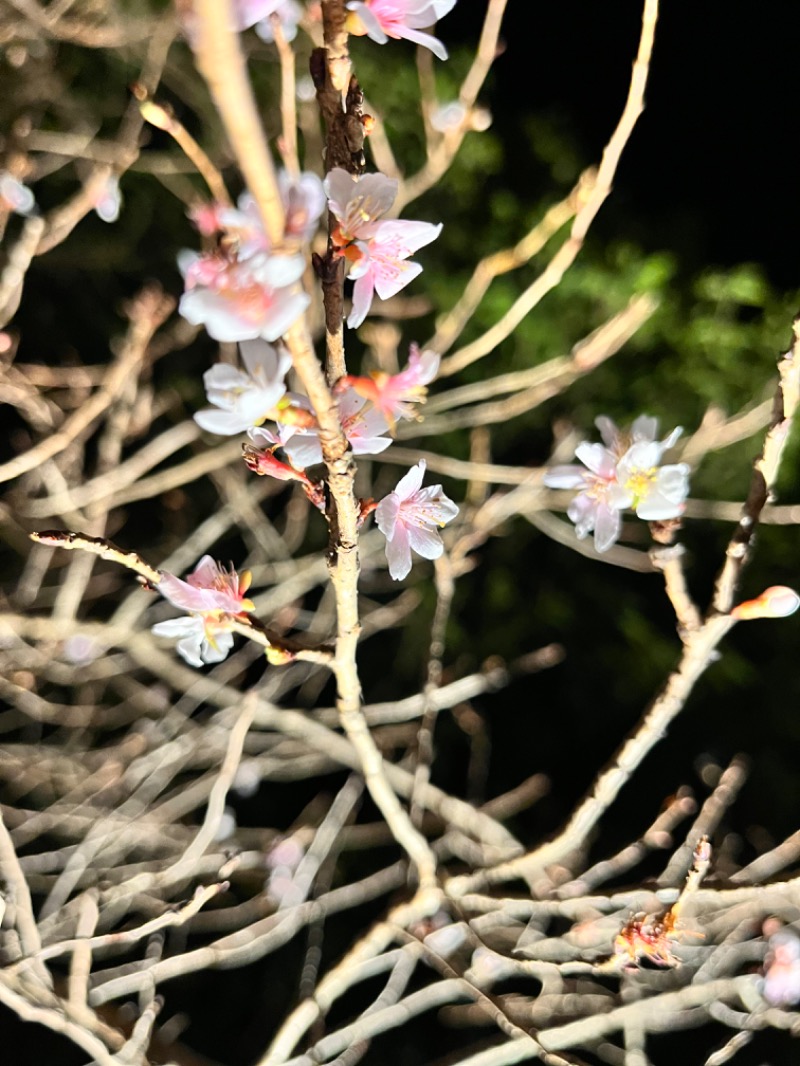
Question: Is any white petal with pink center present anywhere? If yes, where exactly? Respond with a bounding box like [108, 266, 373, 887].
[346, 219, 442, 328]
[178, 250, 309, 342]
[544, 414, 689, 553]
[194, 339, 292, 435]
[325, 168, 398, 241]
[375, 459, 458, 580]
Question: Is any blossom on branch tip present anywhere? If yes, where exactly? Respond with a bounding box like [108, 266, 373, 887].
[0, 171, 35, 216]
[375, 459, 458, 580]
[152, 557, 255, 668]
[194, 339, 292, 436]
[159, 556, 255, 615]
[346, 0, 457, 60]
[731, 586, 800, 620]
[544, 415, 689, 553]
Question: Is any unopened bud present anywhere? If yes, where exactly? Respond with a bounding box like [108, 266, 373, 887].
[732, 586, 800, 620]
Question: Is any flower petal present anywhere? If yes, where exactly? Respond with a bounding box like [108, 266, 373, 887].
[385, 521, 412, 580]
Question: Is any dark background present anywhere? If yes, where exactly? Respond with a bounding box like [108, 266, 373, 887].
[3, 2, 800, 1064]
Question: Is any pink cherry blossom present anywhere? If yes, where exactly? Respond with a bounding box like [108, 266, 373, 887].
[0, 171, 35, 216]
[158, 556, 255, 615]
[346, 0, 456, 60]
[544, 416, 689, 553]
[347, 218, 442, 328]
[178, 249, 309, 342]
[375, 459, 459, 580]
[194, 339, 292, 436]
[325, 168, 398, 243]
[343, 343, 440, 423]
[151, 615, 235, 668]
[279, 386, 393, 468]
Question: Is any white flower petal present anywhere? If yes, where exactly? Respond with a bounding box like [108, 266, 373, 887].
[593, 504, 621, 553]
[406, 524, 444, 560]
[385, 522, 412, 580]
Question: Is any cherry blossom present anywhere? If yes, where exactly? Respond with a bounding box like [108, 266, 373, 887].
[194, 339, 292, 436]
[158, 556, 255, 615]
[0, 171, 35, 216]
[181, 0, 296, 42]
[346, 218, 442, 328]
[279, 387, 393, 468]
[544, 415, 689, 553]
[178, 249, 309, 342]
[608, 439, 690, 521]
[216, 194, 272, 259]
[324, 168, 441, 327]
[153, 557, 255, 667]
[375, 459, 459, 580]
[324, 168, 398, 244]
[346, 0, 457, 60]
[151, 615, 235, 669]
[341, 343, 440, 424]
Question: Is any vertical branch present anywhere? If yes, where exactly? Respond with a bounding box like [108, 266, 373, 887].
[312, 1, 367, 384]
[712, 315, 800, 613]
[191, 0, 285, 244]
[410, 554, 456, 827]
[190, 0, 437, 888]
[272, 15, 300, 176]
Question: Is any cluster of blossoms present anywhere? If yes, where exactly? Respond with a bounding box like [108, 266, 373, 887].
[155, 5, 461, 665]
[325, 168, 442, 328]
[179, 172, 325, 343]
[544, 415, 691, 552]
[184, 0, 456, 59]
[188, 337, 457, 587]
[153, 343, 456, 663]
